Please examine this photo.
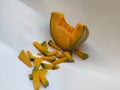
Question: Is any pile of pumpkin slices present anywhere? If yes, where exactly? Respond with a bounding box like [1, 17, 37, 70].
[18, 40, 89, 90]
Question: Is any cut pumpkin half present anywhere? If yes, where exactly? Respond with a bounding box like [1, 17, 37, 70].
[50, 12, 89, 50]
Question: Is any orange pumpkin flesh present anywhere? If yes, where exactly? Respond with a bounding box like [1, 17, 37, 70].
[50, 12, 89, 50]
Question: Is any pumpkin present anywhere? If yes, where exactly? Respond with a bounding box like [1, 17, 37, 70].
[50, 12, 89, 50]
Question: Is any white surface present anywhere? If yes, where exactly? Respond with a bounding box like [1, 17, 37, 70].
[0, 0, 120, 90]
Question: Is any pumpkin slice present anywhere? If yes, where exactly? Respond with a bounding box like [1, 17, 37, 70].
[29, 69, 48, 80]
[33, 41, 48, 55]
[41, 41, 48, 51]
[34, 57, 42, 67]
[32, 70, 41, 90]
[52, 57, 67, 65]
[74, 48, 89, 60]
[41, 63, 60, 70]
[48, 40, 61, 50]
[39, 70, 49, 88]
[18, 50, 32, 68]
[50, 12, 89, 50]
[64, 51, 74, 62]
[41, 56, 56, 62]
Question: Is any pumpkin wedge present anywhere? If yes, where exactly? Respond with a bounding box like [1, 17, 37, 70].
[32, 70, 40, 90]
[74, 48, 89, 60]
[50, 12, 89, 50]
[18, 50, 32, 68]
[39, 70, 49, 88]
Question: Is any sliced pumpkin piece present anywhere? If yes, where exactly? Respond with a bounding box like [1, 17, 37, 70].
[50, 12, 89, 50]
[39, 70, 49, 88]
[33, 41, 48, 55]
[48, 40, 61, 50]
[30, 67, 39, 80]
[64, 51, 74, 62]
[32, 70, 40, 90]
[29, 69, 48, 80]
[43, 50, 58, 56]
[52, 57, 67, 65]
[41, 63, 60, 70]
[74, 48, 89, 60]
[18, 50, 32, 68]
[41, 56, 56, 62]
